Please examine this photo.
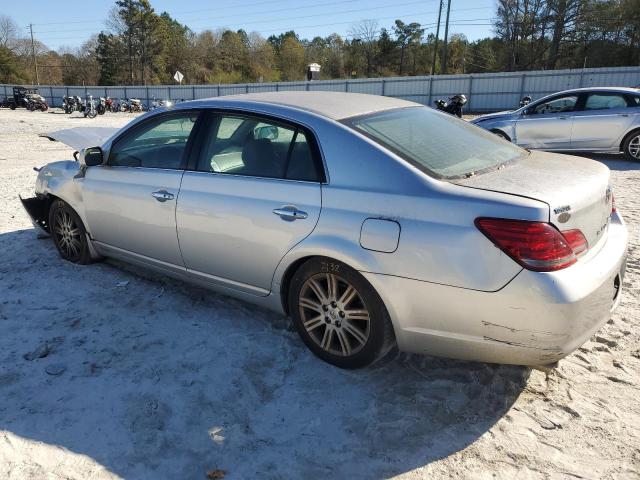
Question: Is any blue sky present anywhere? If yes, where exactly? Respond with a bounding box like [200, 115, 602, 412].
[4, 0, 497, 51]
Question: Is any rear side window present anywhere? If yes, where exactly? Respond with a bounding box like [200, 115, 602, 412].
[110, 113, 198, 169]
[196, 113, 322, 182]
[583, 93, 628, 111]
[346, 106, 526, 179]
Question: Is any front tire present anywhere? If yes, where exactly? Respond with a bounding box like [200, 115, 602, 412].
[622, 130, 640, 161]
[288, 257, 395, 369]
[48, 200, 92, 264]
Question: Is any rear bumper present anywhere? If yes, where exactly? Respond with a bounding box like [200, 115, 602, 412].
[364, 211, 628, 366]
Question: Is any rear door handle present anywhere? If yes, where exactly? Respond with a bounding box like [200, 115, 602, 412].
[151, 190, 175, 202]
[273, 206, 308, 221]
[620, 114, 630, 117]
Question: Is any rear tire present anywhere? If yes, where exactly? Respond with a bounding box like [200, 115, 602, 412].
[288, 257, 395, 369]
[622, 130, 640, 161]
[48, 200, 93, 264]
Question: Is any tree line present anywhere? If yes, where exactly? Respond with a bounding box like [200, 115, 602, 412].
[0, 0, 638, 87]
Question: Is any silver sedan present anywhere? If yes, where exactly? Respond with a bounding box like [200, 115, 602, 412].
[471, 87, 640, 160]
[22, 92, 628, 369]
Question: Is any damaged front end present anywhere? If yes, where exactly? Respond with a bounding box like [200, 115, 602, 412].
[20, 194, 50, 235]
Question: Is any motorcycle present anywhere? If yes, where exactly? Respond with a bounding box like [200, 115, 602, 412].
[105, 96, 114, 112]
[519, 95, 532, 107]
[83, 94, 98, 119]
[129, 98, 143, 112]
[62, 95, 81, 114]
[118, 98, 130, 112]
[96, 97, 106, 115]
[434, 94, 467, 118]
[150, 96, 174, 110]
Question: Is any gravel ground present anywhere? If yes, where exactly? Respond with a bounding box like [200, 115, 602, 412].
[0, 108, 638, 479]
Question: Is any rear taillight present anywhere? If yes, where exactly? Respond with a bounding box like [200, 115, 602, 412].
[561, 229, 588, 257]
[611, 194, 616, 214]
[475, 218, 587, 272]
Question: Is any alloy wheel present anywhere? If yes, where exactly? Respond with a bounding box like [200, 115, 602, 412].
[298, 272, 371, 357]
[53, 209, 82, 259]
[629, 135, 640, 159]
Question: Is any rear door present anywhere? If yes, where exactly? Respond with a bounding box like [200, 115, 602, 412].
[571, 91, 637, 149]
[82, 111, 201, 269]
[514, 93, 579, 149]
[176, 111, 324, 295]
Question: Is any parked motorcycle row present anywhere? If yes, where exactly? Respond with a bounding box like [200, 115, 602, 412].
[62, 95, 155, 117]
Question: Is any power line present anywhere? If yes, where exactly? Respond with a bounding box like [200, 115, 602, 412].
[31, 7, 494, 42]
[33, 0, 442, 37]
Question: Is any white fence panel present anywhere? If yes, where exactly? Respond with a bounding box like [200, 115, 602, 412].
[3, 66, 639, 111]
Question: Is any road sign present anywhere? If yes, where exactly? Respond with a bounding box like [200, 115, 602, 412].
[174, 71, 184, 84]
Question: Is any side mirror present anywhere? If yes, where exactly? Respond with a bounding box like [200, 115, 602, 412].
[82, 147, 104, 167]
[254, 125, 279, 140]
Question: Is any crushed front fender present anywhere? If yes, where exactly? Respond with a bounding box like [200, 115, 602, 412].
[19, 195, 50, 234]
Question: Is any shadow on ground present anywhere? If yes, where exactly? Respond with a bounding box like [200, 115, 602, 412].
[0, 228, 529, 479]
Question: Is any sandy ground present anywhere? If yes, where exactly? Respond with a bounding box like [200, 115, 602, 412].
[0, 107, 638, 480]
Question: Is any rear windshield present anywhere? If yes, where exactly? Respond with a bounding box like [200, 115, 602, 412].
[345, 106, 527, 179]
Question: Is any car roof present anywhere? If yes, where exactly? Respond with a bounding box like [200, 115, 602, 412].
[182, 91, 421, 120]
[548, 86, 640, 96]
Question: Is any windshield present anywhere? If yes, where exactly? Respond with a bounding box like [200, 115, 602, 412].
[345, 106, 527, 179]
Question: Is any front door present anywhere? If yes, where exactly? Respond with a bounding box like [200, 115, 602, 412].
[515, 93, 579, 149]
[82, 111, 201, 268]
[571, 92, 637, 149]
[176, 112, 324, 295]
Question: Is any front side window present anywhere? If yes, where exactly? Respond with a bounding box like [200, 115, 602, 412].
[584, 93, 628, 111]
[196, 114, 321, 181]
[346, 106, 526, 179]
[109, 113, 198, 169]
[531, 95, 578, 115]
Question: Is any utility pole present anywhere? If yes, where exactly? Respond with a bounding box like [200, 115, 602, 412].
[29, 24, 40, 85]
[431, 0, 444, 75]
[441, 0, 452, 75]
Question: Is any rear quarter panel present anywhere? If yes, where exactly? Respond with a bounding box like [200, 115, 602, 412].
[275, 120, 549, 293]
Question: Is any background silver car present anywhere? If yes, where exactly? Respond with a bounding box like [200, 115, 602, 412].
[471, 87, 640, 160]
[22, 92, 627, 369]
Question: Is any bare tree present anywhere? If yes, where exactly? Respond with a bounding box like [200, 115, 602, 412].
[0, 15, 19, 50]
[349, 19, 379, 76]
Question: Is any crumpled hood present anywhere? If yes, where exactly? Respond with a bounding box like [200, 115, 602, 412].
[471, 110, 516, 123]
[40, 127, 120, 151]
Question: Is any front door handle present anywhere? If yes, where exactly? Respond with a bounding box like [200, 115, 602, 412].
[151, 190, 175, 202]
[273, 206, 308, 221]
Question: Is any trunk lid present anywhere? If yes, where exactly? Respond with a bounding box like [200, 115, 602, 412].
[453, 150, 612, 251]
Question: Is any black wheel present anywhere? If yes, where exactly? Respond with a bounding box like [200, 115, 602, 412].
[48, 200, 92, 264]
[622, 130, 640, 161]
[288, 257, 395, 369]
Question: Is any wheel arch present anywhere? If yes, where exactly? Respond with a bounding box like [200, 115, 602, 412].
[275, 244, 399, 344]
[490, 128, 511, 142]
